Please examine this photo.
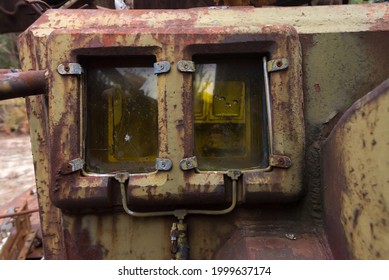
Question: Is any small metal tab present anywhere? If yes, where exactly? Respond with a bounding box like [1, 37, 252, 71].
[267, 58, 289, 72]
[57, 63, 83, 75]
[269, 155, 292, 169]
[179, 156, 198, 171]
[61, 158, 84, 174]
[154, 61, 171, 74]
[177, 60, 195, 73]
[155, 158, 173, 171]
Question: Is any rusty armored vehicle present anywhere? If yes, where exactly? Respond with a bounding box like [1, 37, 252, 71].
[0, 0, 388, 259]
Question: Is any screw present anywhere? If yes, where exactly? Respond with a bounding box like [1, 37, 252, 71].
[276, 60, 283, 68]
[161, 161, 166, 167]
[64, 65, 70, 72]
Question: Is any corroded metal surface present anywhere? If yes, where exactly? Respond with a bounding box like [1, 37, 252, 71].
[17, 4, 389, 259]
[322, 79, 389, 259]
[0, 70, 47, 100]
[216, 233, 332, 259]
[17, 37, 66, 258]
[31, 11, 303, 211]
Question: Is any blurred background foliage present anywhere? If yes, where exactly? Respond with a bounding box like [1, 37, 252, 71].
[0, 33, 29, 134]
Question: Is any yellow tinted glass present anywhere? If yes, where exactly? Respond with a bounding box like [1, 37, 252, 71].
[84, 56, 158, 174]
[193, 55, 268, 171]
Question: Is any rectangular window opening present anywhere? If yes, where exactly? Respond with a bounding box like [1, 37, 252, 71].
[83, 56, 158, 174]
[193, 54, 268, 171]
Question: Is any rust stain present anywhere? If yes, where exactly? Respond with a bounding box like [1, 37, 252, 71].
[369, 7, 389, 31]
[216, 229, 332, 260]
[64, 226, 108, 259]
[314, 83, 321, 93]
[352, 208, 360, 228]
[322, 135, 351, 259]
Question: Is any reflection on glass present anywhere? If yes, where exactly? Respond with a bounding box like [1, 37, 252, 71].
[193, 55, 268, 171]
[84, 57, 158, 174]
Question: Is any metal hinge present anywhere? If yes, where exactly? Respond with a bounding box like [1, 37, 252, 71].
[177, 60, 196, 73]
[267, 58, 289, 73]
[61, 158, 84, 174]
[155, 158, 173, 171]
[57, 63, 83, 75]
[179, 156, 198, 171]
[269, 154, 292, 169]
[154, 61, 171, 74]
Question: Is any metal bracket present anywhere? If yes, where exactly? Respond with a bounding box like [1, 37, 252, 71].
[57, 63, 83, 75]
[226, 169, 242, 180]
[177, 60, 196, 73]
[269, 155, 292, 169]
[61, 158, 85, 174]
[267, 58, 289, 73]
[154, 61, 171, 74]
[155, 158, 173, 171]
[179, 156, 198, 171]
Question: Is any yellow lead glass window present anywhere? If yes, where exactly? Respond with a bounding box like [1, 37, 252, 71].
[84, 56, 158, 174]
[193, 55, 268, 171]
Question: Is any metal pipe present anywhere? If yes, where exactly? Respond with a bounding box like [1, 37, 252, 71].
[263, 56, 274, 155]
[0, 70, 47, 100]
[117, 170, 240, 220]
[60, 0, 82, 9]
[0, 208, 39, 220]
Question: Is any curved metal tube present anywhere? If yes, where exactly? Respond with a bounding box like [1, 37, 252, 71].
[118, 173, 238, 220]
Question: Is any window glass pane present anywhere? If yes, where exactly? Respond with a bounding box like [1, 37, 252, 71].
[84, 56, 158, 174]
[193, 55, 268, 171]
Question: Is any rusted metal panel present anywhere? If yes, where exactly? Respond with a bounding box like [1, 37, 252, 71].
[216, 233, 332, 259]
[27, 4, 389, 34]
[322, 79, 389, 259]
[0, 70, 47, 100]
[38, 16, 303, 211]
[17, 4, 389, 259]
[17, 30, 67, 259]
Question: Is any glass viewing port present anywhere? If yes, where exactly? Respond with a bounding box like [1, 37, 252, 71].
[84, 56, 158, 174]
[193, 54, 268, 171]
